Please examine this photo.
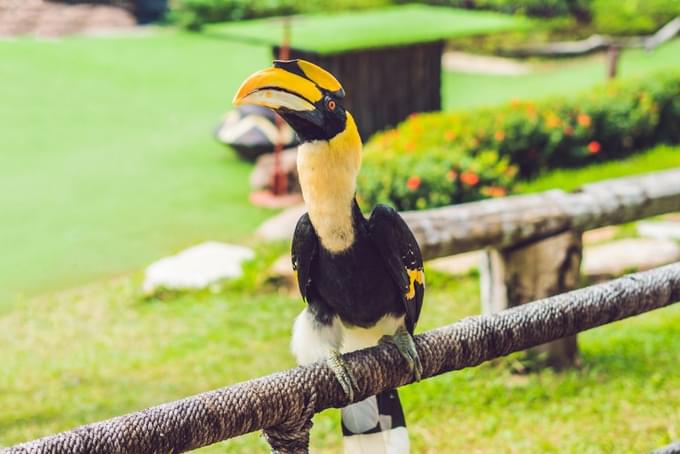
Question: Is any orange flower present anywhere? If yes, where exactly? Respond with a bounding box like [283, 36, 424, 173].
[545, 114, 561, 129]
[577, 113, 591, 127]
[460, 171, 480, 187]
[494, 130, 505, 142]
[482, 186, 507, 198]
[447, 170, 458, 182]
[406, 175, 421, 191]
[444, 130, 456, 141]
[588, 141, 601, 154]
[405, 141, 416, 152]
[511, 98, 521, 108]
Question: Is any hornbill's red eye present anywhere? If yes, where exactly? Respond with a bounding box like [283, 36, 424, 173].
[326, 99, 336, 111]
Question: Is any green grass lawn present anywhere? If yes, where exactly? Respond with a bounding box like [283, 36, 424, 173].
[0, 32, 275, 305]
[516, 145, 680, 193]
[1, 261, 678, 453]
[444, 39, 680, 110]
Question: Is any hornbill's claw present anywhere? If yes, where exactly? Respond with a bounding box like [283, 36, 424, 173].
[327, 349, 359, 402]
[380, 326, 422, 382]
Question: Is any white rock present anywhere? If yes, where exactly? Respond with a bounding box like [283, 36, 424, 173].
[143, 242, 255, 294]
[637, 221, 680, 241]
[427, 251, 482, 276]
[583, 238, 680, 278]
[256, 204, 307, 241]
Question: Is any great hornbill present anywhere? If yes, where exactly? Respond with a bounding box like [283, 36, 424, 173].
[233, 60, 425, 453]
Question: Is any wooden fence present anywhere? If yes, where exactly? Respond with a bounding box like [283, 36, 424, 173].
[402, 168, 680, 366]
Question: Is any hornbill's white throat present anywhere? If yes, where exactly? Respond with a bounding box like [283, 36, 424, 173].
[234, 60, 425, 454]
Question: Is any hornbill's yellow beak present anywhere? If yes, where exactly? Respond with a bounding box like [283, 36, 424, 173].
[233, 60, 345, 130]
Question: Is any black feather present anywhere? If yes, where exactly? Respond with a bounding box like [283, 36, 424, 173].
[368, 204, 425, 334]
[291, 213, 318, 303]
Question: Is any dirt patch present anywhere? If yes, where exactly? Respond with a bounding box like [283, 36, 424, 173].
[0, 0, 137, 37]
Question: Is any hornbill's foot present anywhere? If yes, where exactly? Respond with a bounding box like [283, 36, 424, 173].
[326, 349, 359, 402]
[380, 326, 423, 382]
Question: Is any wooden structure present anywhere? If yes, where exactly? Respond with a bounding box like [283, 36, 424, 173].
[208, 5, 526, 139]
[274, 42, 444, 139]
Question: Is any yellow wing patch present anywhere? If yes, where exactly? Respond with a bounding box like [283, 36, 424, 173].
[405, 268, 425, 300]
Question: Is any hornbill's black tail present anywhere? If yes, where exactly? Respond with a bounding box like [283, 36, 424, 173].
[341, 388, 409, 453]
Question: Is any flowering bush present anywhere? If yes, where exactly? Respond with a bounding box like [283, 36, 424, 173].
[357, 71, 680, 211]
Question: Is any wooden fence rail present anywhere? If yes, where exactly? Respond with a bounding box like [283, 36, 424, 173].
[403, 168, 680, 367]
[7, 263, 680, 453]
[401, 168, 680, 260]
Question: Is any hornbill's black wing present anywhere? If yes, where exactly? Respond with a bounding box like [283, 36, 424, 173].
[291, 213, 318, 302]
[368, 204, 425, 334]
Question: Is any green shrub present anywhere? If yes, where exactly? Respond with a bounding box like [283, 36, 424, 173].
[358, 72, 680, 211]
[411, 0, 588, 18]
[591, 0, 680, 35]
[169, 0, 391, 30]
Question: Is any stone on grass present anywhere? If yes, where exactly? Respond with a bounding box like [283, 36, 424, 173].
[268, 254, 298, 293]
[582, 238, 680, 279]
[583, 226, 619, 245]
[426, 251, 482, 276]
[256, 204, 307, 241]
[143, 242, 255, 294]
[637, 221, 680, 241]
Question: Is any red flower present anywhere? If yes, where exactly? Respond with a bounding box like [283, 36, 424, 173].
[406, 175, 421, 191]
[460, 171, 480, 187]
[588, 141, 601, 154]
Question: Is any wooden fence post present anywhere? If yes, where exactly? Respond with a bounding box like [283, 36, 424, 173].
[480, 231, 583, 368]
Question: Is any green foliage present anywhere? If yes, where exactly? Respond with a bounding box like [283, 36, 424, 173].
[413, 0, 589, 18]
[359, 72, 680, 210]
[169, 0, 391, 30]
[591, 0, 680, 35]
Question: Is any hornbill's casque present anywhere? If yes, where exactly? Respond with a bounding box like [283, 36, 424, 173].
[234, 60, 425, 453]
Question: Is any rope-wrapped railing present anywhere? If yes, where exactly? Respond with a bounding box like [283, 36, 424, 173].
[7, 263, 680, 454]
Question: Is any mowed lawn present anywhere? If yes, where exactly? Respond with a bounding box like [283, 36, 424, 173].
[444, 38, 680, 110]
[0, 32, 274, 305]
[1, 263, 678, 453]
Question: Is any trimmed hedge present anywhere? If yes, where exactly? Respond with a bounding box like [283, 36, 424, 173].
[410, 0, 590, 19]
[357, 72, 680, 211]
[591, 0, 680, 36]
[169, 0, 390, 30]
